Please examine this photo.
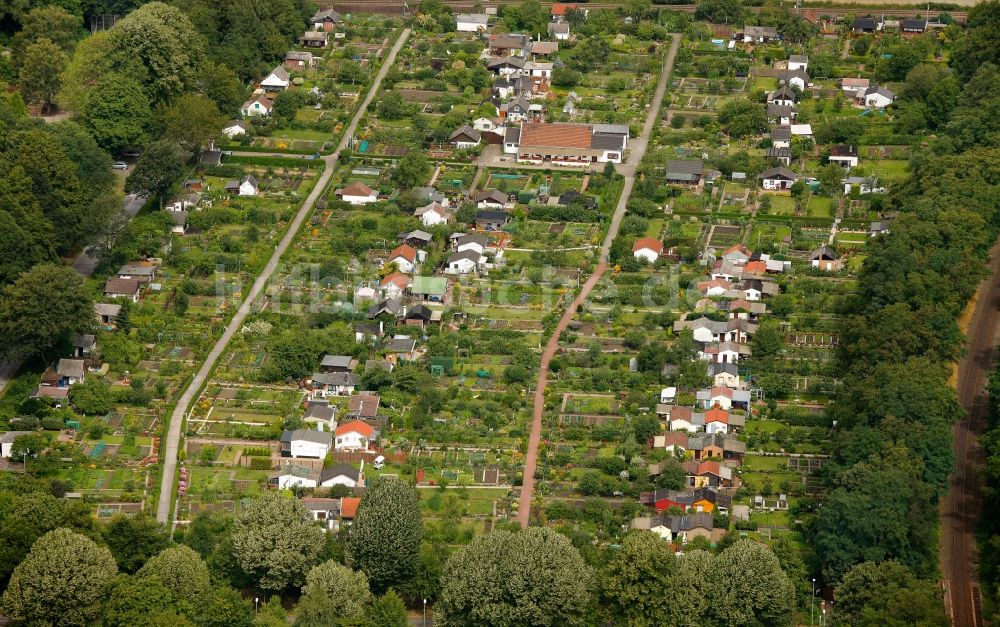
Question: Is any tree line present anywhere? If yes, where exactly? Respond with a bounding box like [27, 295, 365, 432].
[978, 361, 1000, 623]
[0, 464, 808, 626]
[0, 0, 314, 364]
[806, 2, 1000, 623]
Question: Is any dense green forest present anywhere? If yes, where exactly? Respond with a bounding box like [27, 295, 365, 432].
[0, 0, 313, 365]
[810, 2, 1000, 623]
[981, 363, 1000, 623]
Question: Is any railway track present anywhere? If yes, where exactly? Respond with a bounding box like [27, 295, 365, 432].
[940, 240, 1000, 627]
[325, 0, 967, 21]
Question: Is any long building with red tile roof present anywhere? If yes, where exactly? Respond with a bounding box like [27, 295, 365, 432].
[513, 122, 627, 166]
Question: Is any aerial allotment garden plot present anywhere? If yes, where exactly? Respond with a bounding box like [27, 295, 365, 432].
[226, 15, 402, 156]
[0, 1, 983, 624]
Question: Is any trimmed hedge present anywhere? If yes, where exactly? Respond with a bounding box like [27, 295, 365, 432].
[221, 144, 330, 156]
[227, 154, 325, 169]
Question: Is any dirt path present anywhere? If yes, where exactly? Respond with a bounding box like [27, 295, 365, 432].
[517, 33, 682, 528]
[941, 240, 1000, 627]
[468, 164, 485, 196]
[155, 28, 413, 525]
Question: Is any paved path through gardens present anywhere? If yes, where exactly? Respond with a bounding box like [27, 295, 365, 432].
[156, 28, 412, 524]
[517, 33, 682, 527]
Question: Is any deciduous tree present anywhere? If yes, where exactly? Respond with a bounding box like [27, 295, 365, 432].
[299, 561, 373, 623]
[159, 93, 224, 152]
[602, 531, 694, 625]
[201, 586, 253, 627]
[834, 561, 948, 627]
[0, 210, 53, 284]
[103, 514, 172, 573]
[815, 450, 938, 582]
[367, 590, 408, 627]
[125, 139, 186, 201]
[376, 91, 407, 119]
[436, 527, 593, 626]
[752, 319, 786, 359]
[271, 90, 305, 124]
[706, 539, 794, 626]
[0, 528, 118, 625]
[0, 264, 93, 361]
[102, 574, 194, 627]
[347, 477, 423, 593]
[949, 0, 1000, 80]
[19, 38, 68, 112]
[717, 98, 767, 139]
[14, 5, 82, 55]
[392, 152, 430, 189]
[231, 493, 325, 591]
[58, 30, 116, 113]
[197, 61, 244, 116]
[137, 545, 212, 604]
[106, 1, 206, 105]
[695, 0, 746, 24]
[84, 72, 153, 152]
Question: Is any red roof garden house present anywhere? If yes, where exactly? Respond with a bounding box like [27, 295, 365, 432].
[633, 237, 664, 263]
[334, 420, 377, 451]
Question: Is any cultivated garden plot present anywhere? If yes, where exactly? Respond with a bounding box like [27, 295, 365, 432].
[0, 154, 324, 513]
[225, 16, 402, 156]
[0, 7, 969, 623]
[355, 31, 492, 160]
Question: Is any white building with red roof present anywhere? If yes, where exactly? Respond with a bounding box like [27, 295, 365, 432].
[514, 122, 627, 166]
[704, 408, 730, 435]
[336, 182, 378, 205]
[414, 201, 449, 227]
[632, 237, 664, 263]
[387, 244, 417, 273]
[379, 272, 412, 299]
[334, 420, 376, 451]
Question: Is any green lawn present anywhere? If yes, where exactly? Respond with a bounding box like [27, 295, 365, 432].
[750, 77, 778, 92]
[462, 306, 547, 321]
[743, 454, 788, 471]
[745, 419, 785, 435]
[679, 221, 704, 240]
[768, 195, 797, 215]
[269, 128, 331, 141]
[750, 223, 791, 248]
[870, 159, 909, 181]
[189, 467, 268, 497]
[751, 510, 791, 528]
[723, 183, 749, 197]
[645, 218, 665, 238]
[217, 445, 241, 465]
[673, 195, 706, 212]
[836, 232, 868, 245]
[806, 195, 834, 218]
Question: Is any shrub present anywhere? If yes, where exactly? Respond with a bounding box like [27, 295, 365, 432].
[40, 416, 65, 430]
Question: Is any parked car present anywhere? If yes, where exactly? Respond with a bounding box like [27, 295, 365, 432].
[112, 161, 128, 170]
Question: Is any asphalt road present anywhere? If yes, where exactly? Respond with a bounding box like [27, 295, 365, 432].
[941, 241, 1000, 627]
[72, 193, 146, 276]
[517, 33, 682, 528]
[155, 28, 412, 525]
